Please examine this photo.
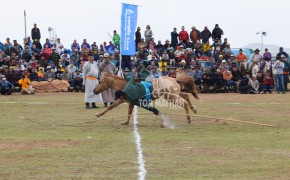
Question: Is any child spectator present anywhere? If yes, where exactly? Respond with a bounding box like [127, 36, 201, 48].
[263, 73, 273, 94]
[248, 75, 259, 94]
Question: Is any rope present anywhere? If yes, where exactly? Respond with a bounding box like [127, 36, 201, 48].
[23, 112, 277, 128]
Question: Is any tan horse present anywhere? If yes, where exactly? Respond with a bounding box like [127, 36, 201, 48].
[93, 74, 199, 126]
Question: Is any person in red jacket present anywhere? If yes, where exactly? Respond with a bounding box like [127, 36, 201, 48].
[178, 26, 189, 44]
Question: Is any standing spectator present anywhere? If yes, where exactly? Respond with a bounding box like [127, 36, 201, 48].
[189, 26, 201, 44]
[31, 23, 41, 41]
[56, 38, 64, 55]
[201, 26, 212, 44]
[276, 47, 289, 60]
[99, 53, 117, 107]
[135, 27, 141, 51]
[144, 25, 153, 44]
[212, 24, 224, 43]
[5, 38, 12, 49]
[71, 40, 80, 51]
[113, 30, 120, 49]
[11, 40, 23, 56]
[81, 39, 91, 49]
[171, 27, 179, 49]
[281, 55, 289, 91]
[263, 48, 272, 61]
[82, 52, 102, 109]
[249, 49, 263, 70]
[178, 26, 189, 44]
[273, 59, 285, 94]
[237, 49, 247, 69]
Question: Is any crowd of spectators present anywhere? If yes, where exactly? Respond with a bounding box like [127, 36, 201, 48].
[0, 23, 289, 95]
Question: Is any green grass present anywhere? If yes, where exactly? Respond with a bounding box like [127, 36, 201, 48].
[0, 92, 290, 179]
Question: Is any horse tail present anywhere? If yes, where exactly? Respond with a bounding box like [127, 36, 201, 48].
[176, 75, 199, 100]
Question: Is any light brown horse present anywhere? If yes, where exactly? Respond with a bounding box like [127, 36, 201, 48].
[93, 73, 199, 126]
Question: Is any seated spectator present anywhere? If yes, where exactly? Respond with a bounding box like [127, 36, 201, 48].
[194, 40, 203, 57]
[248, 75, 259, 94]
[219, 60, 228, 72]
[191, 66, 203, 91]
[227, 54, 238, 70]
[18, 75, 34, 94]
[203, 41, 212, 57]
[263, 73, 273, 94]
[161, 51, 169, 67]
[223, 43, 232, 54]
[223, 70, 234, 92]
[231, 66, 243, 92]
[40, 44, 51, 60]
[168, 68, 176, 78]
[202, 68, 211, 93]
[0, 75, 14, 95]
[239, 73, 250, 94]
[150, 66, 160, 79]
[72, 70, 83, 92]
[168, 48, 175, 67]
[67, 61, 77, 74]
[128, 68, 138, 79]
[44, 66, 55, 81]
[30, 68, 39, 81]
[160, 66, 169, 76]
[212, 69, 225, 93]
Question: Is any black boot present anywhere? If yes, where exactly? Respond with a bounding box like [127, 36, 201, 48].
[104, 103, 108, 107]
[92, 103, 99, 108]
[85, 102, 91, 109]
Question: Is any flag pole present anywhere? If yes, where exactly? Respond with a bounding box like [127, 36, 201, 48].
[24, 9, 27, 38]
[118, 3, 123, 77]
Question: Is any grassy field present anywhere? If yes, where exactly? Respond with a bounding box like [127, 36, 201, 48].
[0, 92, 290, 179]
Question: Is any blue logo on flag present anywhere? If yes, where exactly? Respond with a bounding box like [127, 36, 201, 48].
[120, 3, 138, 55]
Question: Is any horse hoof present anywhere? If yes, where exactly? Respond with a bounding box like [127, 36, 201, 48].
[160, 124, 165, 128]
[121, 122, 129, 125]
[96, 113, 102, 117]
[192, 107, 197, 114]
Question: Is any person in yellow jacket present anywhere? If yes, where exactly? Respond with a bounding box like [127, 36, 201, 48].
[203, 41, 212, 57]
[18, 75, 35, 94]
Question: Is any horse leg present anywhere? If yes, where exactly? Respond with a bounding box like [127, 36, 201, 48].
[179, 92, 196, 114]
[96, 99, 126, 117]
[169, 96, 191, 124]
[121, 102, 134, 125]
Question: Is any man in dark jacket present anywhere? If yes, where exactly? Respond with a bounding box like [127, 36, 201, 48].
[190, 26, 201, 44]
[135, 27, 141, 51]
[31, 23, 41, 41]
[201, 26, 212, 44]
[212, 24, 224, 43]
[0, 76, 14, 95]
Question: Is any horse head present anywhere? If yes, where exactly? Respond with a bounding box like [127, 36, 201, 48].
[93, 72, 109, 94]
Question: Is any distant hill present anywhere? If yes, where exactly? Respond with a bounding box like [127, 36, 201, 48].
[242, 43, 290, 55]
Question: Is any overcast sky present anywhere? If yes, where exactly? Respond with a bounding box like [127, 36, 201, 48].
[1, 0, 289, 50]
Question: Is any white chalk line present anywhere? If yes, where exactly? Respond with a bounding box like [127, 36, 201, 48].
[133, 106, 147, 180]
